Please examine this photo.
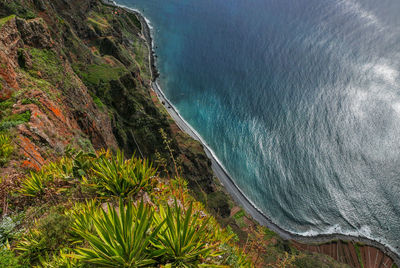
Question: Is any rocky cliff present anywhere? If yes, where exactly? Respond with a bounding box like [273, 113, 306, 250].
[0, 0, 226, 212]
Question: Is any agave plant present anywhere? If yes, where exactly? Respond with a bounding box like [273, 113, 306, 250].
[66, 200, 98, 244]
[0, 133, 13, 166]
[43, 158, 74, 181]
[72, 200, 164, 267]
[154, 200, 219, 267]
[15, 226, 44, 265]
[91, 150, 156, 197]
[71, 150, 97, 178]
[37, 248, 80, 268]
[19, 171, 49, 197]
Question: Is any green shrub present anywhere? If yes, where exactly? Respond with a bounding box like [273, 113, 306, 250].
[69, 150, 96, 178]
[0, 247, 20, 267]
[76, 139, 95, 154]
[39, 210, 73, 250]
[73, 200, 164, 267]
[10, 111, 31, 122]
[0, 134, 13, 167]
[19, 172, 50, 197]
[0, 111, 31, 131]
[92, 95, 104, 109]
[42, 158, 74, 181]
[0, 99, 14, 111]
[233, 210, 245, 219]
[219, 243, 253, 268]
[21, 98, 40, 105]
[15, 228, 43, 265]
[91, 150, 156, 197]
[0, 15, 16, 28]
[263, 227, 277, 240]
[154, 201, 218, 266]
[16, 209, 73, 265]
[66, 200, 98, 244]
[0, 215, 21, 245]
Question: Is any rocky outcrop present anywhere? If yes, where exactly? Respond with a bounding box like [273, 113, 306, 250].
[15, 17, 52, 48]
[0, 17, 23, 93]
[0, 13, 118, 174]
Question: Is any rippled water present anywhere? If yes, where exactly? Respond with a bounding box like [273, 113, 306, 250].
[117, 0, 400, 253]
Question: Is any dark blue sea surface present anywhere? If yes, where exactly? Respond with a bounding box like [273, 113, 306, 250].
[117, 0, 400, 253]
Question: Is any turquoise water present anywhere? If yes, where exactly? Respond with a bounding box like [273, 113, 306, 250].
[117, 0, 400, 253]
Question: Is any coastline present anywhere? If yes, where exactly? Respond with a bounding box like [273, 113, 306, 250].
[104, 0, 400, 264]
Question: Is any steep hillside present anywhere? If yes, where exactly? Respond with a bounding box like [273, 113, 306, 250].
[0, 0, 227, 214]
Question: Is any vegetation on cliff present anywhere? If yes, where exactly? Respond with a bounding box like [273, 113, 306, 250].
[0, 149, 251, 267]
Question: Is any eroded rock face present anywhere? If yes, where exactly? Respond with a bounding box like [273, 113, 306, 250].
[0, 13, 118, 176]
[15, 17, 53, 48]
[0, 17, 23, 94]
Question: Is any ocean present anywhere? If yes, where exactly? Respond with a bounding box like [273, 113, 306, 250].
[116, 0, 400, 254]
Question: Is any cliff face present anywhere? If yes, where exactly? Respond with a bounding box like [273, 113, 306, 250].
[0, 0, 225, 213]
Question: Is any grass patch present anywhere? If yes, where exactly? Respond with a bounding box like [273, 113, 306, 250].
[18, 70, 58, 101]
[132, 39, 151, 81]
[92, 95, 104, 109]
[87, 12, 110, 34]
[0, 99, 14, 112]
[0, 15, 16, 28]
[263, 227, 277, 240]
[22, 48, 77, 99]
[88, 12, 110, 27]
[0, 248, 20, 267]
[16, 207, 72, 266]
[87, 17, 109, 30]
[21, 98, 40, 106]
[81, 64, 127, 86]
[28, 48, 64, 85]
[0, 111, 31, 131]
[233, 209, 245, 220]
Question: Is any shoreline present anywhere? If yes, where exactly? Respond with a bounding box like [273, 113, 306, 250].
[104, 0, 400, 264]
